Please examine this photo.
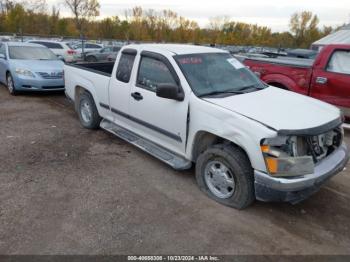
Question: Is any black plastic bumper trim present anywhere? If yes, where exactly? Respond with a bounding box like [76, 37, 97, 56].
[278, 117, 342, 136]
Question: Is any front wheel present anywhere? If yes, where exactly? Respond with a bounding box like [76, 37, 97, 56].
[77, 91, 101, 129]
[195, 144, 255, 209]
[6, 73, 17, 95]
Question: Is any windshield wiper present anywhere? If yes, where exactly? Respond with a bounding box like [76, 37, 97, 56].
[198, 90, 246, 98]
[235, 84, 266, 92]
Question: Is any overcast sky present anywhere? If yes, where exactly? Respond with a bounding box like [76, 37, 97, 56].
[50, 0, 350, 32]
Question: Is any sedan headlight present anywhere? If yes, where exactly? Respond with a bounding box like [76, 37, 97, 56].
[15, 68, 35, 78]
[261, 136, 314, 177]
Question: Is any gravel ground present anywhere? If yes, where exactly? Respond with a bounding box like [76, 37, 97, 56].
[0, 85, 350, 255]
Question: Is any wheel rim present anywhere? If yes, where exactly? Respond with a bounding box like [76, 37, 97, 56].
[80, 100, 93, 123]
[204, 160, 235, 199]
[7, 75, 14, 93]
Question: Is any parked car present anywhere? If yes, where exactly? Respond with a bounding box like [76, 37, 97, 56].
[28, 40, 79, 63]
[73, 42, 103, 57]
[242, 44, 350, 120]
[85, 46, 121, 62]
[0, 42, 65, 95]
[64, 44, 348, 209]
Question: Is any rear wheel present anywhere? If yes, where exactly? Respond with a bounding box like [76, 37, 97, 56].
[6, 73, 17, 95]
[196, 144, 255, 209]
[77, 91, 101, 129]
[86, 56, 97, 62]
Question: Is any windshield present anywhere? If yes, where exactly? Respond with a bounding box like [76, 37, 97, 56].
[175, 53, 266, 97]
[9, 46, 58, 60]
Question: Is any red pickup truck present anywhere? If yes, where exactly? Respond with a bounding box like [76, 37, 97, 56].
[242, 44, 350, 119]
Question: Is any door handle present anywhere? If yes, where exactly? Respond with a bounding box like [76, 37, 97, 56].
[131, 92, 143, 101]
[316, 77, 328, 85]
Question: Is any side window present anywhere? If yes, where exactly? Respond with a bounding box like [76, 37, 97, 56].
[47, 42, 63, 49]
[31, 42, 62, 49]
[0, 44, 6, 56]
[116, 53, 136, 83]
[113, 47, 121, 52]
[327, 50, 350, 75]
[137, 56, 177, 92]
[102, 47, 112, 53]
[31, 41, 48, 47]
[86, 44, 101, 49]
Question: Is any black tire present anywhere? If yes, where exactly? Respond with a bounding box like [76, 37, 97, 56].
[77, 91, 101, 129]
[6, 72, 17, 95]
[195, 144, 255, 209]
[86, 56, 97, 62]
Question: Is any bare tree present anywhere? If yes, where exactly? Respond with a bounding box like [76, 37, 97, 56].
[0, 0, 14, 13]
[63, 0, 100, 34]
[64, 0, 100, 58]
[23, 0, 47, 13]
[289, 11, 320, 48]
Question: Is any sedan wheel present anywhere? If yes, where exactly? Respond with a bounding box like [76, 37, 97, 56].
[6, 73, 16, 95]
[86, 56, 97, 62]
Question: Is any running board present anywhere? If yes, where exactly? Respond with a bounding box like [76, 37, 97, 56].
[100, 119, 192, 170]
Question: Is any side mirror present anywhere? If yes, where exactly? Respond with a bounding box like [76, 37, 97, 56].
[156, 83, 184, 101]
[0, 54, 6, 60]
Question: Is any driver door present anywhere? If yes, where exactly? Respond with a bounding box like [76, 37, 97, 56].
[310, 49, 350, 116]
[128, 52, 188, 155]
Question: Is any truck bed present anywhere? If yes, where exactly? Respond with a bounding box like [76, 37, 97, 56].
[64, 62, 112, 108]
[243, 56, 314, 96]
[68, 62, 115, 76]
[243, 56, 314, 68]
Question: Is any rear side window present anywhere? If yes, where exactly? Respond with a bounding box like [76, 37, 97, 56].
[0, 44, 6, 56]
[32, 41, 63, 49]
[327, 50, 350, 75]
[137, 56, 177, 92]
[86, 44, 101, 48]
[116, 53, 136, 83]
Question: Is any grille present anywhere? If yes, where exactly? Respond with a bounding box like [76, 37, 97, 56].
[307, 126, 342, 163]
[37, 71, 63, 79]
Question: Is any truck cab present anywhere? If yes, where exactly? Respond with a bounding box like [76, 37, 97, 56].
[309, 45, 350, 117]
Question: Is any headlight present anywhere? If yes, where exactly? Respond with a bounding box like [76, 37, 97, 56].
[15, 68, 35, 78]
[261, 136, 314, 177]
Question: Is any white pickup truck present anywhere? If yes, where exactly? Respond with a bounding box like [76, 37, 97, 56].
[64, 44, 349, 209]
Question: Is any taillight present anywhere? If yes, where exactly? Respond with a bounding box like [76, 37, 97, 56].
[67, 50, 76, 55]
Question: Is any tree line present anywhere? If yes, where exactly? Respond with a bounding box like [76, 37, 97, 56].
[0, 0, 342, 48]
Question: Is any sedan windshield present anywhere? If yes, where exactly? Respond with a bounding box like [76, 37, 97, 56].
[175, 53, 266, 97]
[9, 46, 58, 60]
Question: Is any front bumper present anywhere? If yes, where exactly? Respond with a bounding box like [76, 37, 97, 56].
[13, 75, 64, 91]
[254, 143, 349, 203]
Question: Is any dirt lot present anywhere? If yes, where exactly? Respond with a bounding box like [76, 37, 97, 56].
[0, 85, 350, 255]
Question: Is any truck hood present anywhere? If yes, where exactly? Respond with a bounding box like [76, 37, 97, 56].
[204, 86, 341, 132]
